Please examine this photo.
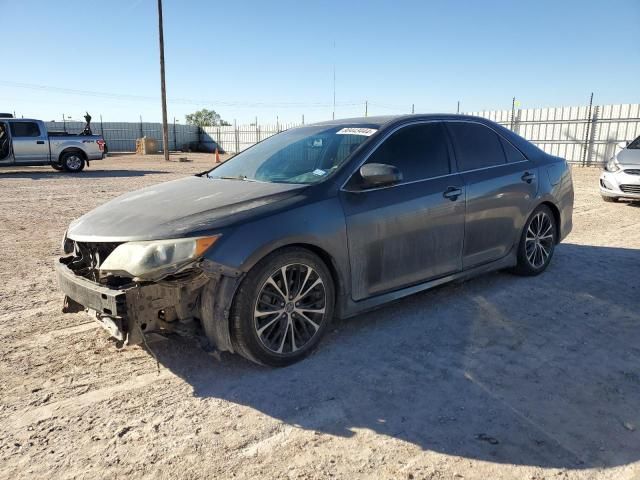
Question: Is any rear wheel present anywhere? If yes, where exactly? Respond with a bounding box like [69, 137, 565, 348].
[229, 248, 334, 367]
[512, 205, 557, 276]
[601, 195, 619, 203]
[61, 151, 85, 172]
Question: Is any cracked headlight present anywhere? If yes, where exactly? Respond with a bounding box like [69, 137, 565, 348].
[99, 236, 220, 280]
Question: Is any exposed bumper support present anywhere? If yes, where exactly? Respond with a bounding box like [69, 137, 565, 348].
[55, 256, 243, 352]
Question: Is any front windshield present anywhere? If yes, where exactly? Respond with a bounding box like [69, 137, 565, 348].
[628, 136, 640, 150]
[207, 125, 377, 184]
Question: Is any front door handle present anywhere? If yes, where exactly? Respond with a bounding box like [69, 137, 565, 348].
[443, 186, 462, 201]
[521, 171, 536, 183]
[36, 140, 45, 144]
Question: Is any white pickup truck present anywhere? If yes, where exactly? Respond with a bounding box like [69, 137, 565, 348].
[0, 117, 107, 172]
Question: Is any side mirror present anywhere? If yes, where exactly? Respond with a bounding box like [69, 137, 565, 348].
[359, 163, 403, 188]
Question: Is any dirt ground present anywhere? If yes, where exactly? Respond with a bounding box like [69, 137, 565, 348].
[0, 153, 639, 480]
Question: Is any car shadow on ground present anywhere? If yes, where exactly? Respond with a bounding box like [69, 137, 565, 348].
[148, 243, 640, 470]
[0, 169, 170, 179]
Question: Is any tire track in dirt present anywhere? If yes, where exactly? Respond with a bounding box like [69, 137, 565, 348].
[11, 370, 173, 430]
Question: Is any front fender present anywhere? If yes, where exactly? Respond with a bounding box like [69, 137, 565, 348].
[203, 196, 350, 296]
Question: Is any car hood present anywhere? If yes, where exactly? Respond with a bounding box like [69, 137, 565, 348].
[67, 176, 306, 242]
[616, 148, 640, 166]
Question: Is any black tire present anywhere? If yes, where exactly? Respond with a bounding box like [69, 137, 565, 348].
[512, 204, 557, 276]
[50, 162, 64, 171]
[61, 151, 85, 172]
[602, 195, 618, 203]
[229, 247, 335, 367]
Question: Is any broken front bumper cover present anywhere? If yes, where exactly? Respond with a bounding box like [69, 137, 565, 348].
[55, 256, 242, 351]
[56, 257, 143, 345]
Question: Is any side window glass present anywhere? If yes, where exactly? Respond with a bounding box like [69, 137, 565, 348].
[10, 122, 41, 138]
[363, 123, 450, 183]
[500, 137, 526, 162]
[447, 122, 506, 171]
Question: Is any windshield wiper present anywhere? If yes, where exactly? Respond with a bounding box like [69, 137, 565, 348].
[214, 175, 261, 182]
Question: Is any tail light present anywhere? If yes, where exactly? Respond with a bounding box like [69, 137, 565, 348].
[97, 139, 106, 151]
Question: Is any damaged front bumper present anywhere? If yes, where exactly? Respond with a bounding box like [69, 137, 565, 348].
[55, 256, 242, 352]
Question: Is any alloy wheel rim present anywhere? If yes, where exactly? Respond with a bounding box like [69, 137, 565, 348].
[525, 212, 554, 268]
[67, 155, 82, 170]
[254, 263, 326, 354]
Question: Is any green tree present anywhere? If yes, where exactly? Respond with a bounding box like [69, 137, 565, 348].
[185, 109, 230, 127]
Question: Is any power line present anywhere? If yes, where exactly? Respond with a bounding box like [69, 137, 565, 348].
[0, 81, 363, 109]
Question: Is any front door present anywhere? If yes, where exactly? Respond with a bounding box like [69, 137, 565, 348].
[0, 121, 12, 164]
[445, 121, 538, 268]
[10, 121, 49, 163]
[340, 122, 465, 301]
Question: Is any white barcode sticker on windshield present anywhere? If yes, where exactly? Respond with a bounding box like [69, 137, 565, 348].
[336, 127, 377, 136]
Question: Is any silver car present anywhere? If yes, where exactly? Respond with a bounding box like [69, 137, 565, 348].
[600, 135, 640, 202]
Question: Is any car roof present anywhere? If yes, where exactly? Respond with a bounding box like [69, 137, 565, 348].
[307, 113, 547, 161]
[307, 114, 500, 129]
[1, 118, 40, 122]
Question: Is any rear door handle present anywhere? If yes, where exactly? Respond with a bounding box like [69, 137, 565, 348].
[521, 171, 536, 183]
[443, 186, 463, 201]
[36, 140, 45, 144]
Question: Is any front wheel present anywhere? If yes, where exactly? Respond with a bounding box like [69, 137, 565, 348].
[229, 248, 335, 367]
[61, 152, 85, 172]
[512, 205, 557, 276]
[50, 162, 64, 171]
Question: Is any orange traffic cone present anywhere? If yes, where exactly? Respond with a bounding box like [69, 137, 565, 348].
[215, 146, 221, 163]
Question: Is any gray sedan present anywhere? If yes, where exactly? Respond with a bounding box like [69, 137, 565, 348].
[57, 115, 574, 366]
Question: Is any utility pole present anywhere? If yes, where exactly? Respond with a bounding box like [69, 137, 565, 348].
[457, 101, 460, 114]
[364, 100, 368, 117]
[411, 104, 415, 114]
[157, 0, 170, 161]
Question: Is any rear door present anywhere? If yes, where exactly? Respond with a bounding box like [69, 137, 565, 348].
[445, 121, 538, 269]
[340, 122, 465, 300]
[10, 121, 49, 163]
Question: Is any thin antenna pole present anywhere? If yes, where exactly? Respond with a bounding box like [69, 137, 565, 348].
[364, 100, 368, 117]
[157, 0, 170, 161]
[332, 41, 336, 120]
[457, 101, 460, 114]
[411, 104, 415, 114]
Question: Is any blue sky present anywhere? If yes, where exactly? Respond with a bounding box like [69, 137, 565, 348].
[2, 0, 639, 124]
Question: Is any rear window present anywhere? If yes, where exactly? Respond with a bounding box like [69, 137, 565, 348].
[10, 122, 41, 137]
[499, 137, 526, 162]
[447, 122, 506, 171]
